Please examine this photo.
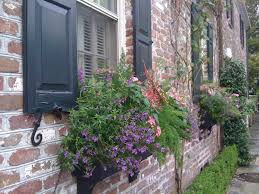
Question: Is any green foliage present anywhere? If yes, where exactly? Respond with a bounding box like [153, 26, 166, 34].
[156, 98, 191, 163]
[246, 0, 259, 91]
[200, 92, 241, 125]
[220, 58, 248, 96]
[185, 146, 238, 194]
[59, 62, 190, 176]
[224, 118, 251, 166]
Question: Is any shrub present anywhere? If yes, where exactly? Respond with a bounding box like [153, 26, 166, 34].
[220, 58, 248, 96]
[224, 118, 251, 166]
[185, 146, 238, 194]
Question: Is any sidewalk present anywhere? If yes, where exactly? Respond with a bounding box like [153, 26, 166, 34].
[227, 114, 259, 194]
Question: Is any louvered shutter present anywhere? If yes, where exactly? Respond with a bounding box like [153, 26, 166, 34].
[207, 23, 214, 81]
[133, 0, 152, 81]
[96, 20, 107, 78]
[23, 0, 77, 113]
[191, 3, 202, 103]
[83, 18, 93, 77]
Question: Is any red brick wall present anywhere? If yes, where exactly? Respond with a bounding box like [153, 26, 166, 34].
[0, 0, 246, 194]
[0, 1, 76, 193]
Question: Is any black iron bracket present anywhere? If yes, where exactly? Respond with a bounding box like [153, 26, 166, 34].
[31, 112, 43, 146]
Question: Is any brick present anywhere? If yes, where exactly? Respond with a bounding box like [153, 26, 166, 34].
[0, 154, 3, 164]
[3, 1, 22, 17]
[8, 41, 22, 55]
[0, 95, 23, 111]
[44, 143, 60, 155]
[93, 181, 110, 194]
[9, 114, 34, 130]
[140, 159, 149, 169]
[43, 173, 59, 189]
[142, 164, 159, 177]
[0, 56, 20, 73]
[9, 179, 42, 194]
[118, 182, 129, 192]
[43, 113, 66, 125]
[0, 134, 22, 147]
[0, 18, 18, 35]
[110, 173, 121, 184]
[106, 188, 117, 194]
[0, 76, 3, 90]
[9, 148, 40, 166]
[0, 171, 20, 188]
[59, 126, 68, 137]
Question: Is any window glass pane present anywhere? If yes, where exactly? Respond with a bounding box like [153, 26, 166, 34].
[89, 0, 117, 13]
[77, 4, 117, 78]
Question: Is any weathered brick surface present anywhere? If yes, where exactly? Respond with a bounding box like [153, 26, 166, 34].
[9, 180, 42, 194]
[0, 56, 20, 73]
[0, 95, 23, 111]
[8, 41, 22, 55]
[0, 18, 18, 35]
[9, 148, 40, 166]
[0, 0, 247, 193]
[3, 1, 22, 17]
[0, 171, 20, 188]
[8, 114, 34, 130]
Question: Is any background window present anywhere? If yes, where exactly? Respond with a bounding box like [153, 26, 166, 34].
[77, 4, 117, 78]
[226, 0, 234, 27]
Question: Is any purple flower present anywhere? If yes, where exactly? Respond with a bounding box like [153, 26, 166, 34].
[64, 151, 69, 158]
[105, 74, 112, 82]
[82, 157, 88, 164]
[78, 67, 85, 84]
[81, 129, 88, 138]
[146, 136, 155, 144]
[138, 146, 147, 153]
[92, 136, 98, 142]
[75, 151, 81, 160]
[126, 143, 133, 151]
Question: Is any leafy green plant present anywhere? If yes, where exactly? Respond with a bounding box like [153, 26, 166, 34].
[185, 146, 238, 194]
[156, 98, 191, 163]
[59, 62, 190, 178]
[220, 58, 248, 96]
[200, 93, 241, 125]
[224, 118, 251, 166]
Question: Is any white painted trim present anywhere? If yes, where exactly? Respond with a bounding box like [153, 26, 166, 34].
[77, 0, 118, 21]
[117, 0, 126, 59]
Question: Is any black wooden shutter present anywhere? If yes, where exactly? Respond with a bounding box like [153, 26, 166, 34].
[207, 23, 214, 81]
[191, 3, 202, 103]
[23, 0, 77, 113]
[133, 0, 152, 81]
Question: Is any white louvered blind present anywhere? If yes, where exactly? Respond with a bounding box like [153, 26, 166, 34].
[77, 5, 117, 78]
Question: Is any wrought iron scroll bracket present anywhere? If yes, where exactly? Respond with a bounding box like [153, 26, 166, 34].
[31, 112, 43, 146]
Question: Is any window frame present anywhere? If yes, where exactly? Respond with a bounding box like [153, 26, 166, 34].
[240, 15, 245, 49]
[226, 0, 234, 28]
[77, 0, 126, 64]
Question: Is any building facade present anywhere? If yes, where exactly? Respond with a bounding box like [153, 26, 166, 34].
[0, 0, 248, 193]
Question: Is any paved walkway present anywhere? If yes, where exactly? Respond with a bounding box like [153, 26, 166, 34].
[227, 114, 259, 194]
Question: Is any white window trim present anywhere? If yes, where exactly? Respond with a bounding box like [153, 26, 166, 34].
[77, 0, 126, 62]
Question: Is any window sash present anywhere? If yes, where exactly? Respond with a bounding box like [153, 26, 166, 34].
[77, 0, 118, 21]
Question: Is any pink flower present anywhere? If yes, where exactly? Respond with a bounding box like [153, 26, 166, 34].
[232, 93, 240, 97]
[131, 77, 139, 82]
[156, 126, 161, 137]
[147, 116, 156, 126]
